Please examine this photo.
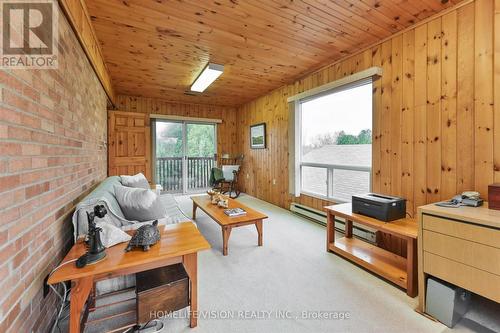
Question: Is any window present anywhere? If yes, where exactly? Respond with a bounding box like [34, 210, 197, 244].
[298, 81, 372, 202]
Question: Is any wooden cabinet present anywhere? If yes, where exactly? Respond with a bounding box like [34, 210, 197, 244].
[417, 203, 500, 312]
[108, 111, 151, 181]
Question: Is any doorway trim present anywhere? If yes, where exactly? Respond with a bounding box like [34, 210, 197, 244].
[150, 114, 222, 124]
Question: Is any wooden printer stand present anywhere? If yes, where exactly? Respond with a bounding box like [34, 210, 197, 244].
[325, 203, 418, 297]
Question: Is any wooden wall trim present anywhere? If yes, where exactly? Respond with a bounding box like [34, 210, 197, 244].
[59, 0, 115, 104]
[150, 114, 223, 124]
[287, 67, 381, 102]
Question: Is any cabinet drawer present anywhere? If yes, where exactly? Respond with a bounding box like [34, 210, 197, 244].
[422, 214, 500, 248]
[136, 264, 189, 324]
[423, 230, 500, 275]
[424, 252, 500, 303]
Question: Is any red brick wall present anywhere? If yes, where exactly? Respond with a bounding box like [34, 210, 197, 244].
[0, 6, 108, 333]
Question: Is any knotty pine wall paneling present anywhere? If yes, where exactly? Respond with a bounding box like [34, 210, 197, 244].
[457, 4, 476, 194]
[475, 0, 495, 195]
[401, 30, 415, 213]
[414, 24, 428, 211]
[441, 11, 458, 201]
[236, 0, 499, 216]
[114, 95, 238, 158]
[496, 0, 500, 184]
[426, 18, 442, 204]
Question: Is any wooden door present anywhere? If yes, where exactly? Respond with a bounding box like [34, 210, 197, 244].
[108, 111, 152, 181]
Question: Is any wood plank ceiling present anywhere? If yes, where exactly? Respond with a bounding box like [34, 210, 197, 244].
[86, 0, 463, 106]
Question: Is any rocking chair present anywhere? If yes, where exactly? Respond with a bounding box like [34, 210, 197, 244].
[210, 154, 244, 198]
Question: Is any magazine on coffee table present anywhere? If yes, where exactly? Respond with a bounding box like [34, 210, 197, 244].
[224, 208, 247, 217]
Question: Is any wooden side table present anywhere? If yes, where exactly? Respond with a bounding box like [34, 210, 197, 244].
[325, 203, 418, 297]
[48, 222, 210, 333]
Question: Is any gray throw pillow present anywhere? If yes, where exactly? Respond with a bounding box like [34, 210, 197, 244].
[120, 173, 150, 189]
[114, 185, 166, 222]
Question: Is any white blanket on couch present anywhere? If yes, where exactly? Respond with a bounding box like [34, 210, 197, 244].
[72, 194, 191, 241]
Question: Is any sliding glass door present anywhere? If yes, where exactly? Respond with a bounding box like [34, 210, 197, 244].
[154, 120, 216, 193]
[186, 123, 217, 191]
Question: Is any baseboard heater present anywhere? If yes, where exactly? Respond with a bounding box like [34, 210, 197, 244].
[290, 202, 376, 244]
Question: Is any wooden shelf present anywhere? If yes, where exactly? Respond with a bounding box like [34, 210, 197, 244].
[325, 203, 417, 239]
[325, 204, 418, 296]
[328, 237, 407, 289]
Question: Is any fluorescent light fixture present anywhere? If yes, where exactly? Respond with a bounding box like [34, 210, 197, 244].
[190, 63, 224, 92]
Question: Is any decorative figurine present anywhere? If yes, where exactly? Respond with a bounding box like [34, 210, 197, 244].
[207, 189, 218, 198]
[218, 197, 229, 208]
[125, 220, 161, 252]
[211, 194, 221, 205]
[76, 205, 107, 268]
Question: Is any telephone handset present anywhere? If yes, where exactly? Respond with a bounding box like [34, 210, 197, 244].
[435, 191, 483, 208]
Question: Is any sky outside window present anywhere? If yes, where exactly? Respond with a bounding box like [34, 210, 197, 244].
[301, 83, 373, 147]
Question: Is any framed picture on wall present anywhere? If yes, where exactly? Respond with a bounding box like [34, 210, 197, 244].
[250, 123, 266, 149]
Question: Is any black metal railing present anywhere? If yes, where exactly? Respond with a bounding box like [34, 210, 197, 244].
[156, 155, 216, 192]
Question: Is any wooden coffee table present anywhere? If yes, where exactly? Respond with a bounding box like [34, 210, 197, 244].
[191, 195, 268, 255]
[48, 222, 210, 333]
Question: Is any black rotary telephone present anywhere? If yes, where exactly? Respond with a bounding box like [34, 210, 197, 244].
[435, 191, 483, 208]
[76, 205, 107, 268]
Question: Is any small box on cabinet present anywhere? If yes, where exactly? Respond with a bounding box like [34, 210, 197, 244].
[488, 183, 500, 210]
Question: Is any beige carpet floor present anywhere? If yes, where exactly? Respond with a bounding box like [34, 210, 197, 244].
[60, 193, 500, 333]
[164, 193, 442, 333]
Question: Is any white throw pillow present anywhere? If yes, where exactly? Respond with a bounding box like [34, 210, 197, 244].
[222, 165, 240, 181]
[96, 222, 131, 248]
[114, 185, 167, 222]
[120, 173, 150, 189]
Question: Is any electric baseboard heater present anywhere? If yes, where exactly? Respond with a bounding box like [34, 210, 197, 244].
[290, 203, 376, 243]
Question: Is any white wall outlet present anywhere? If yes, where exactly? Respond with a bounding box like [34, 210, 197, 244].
[272, 179, 276, 185]
[246, 173, 249, 179]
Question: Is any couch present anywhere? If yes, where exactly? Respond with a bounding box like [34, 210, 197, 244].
[72, 175, 193, 295]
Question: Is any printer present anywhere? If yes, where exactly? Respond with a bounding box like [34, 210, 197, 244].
[352, 193, 406, 222]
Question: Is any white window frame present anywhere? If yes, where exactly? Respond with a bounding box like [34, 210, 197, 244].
[292, 71, 378, 203]
[299, 162, 372, 203]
